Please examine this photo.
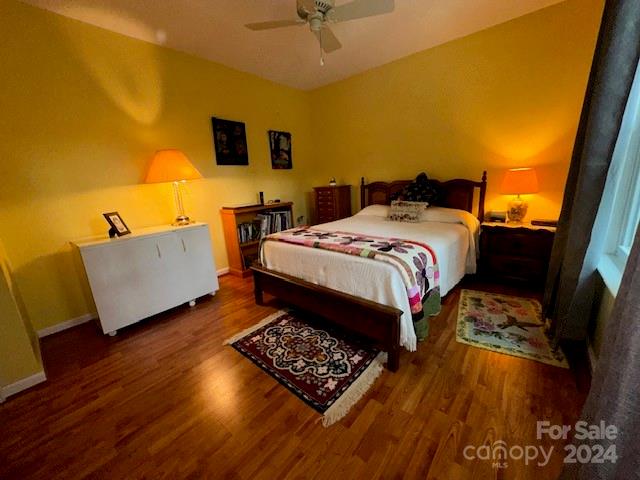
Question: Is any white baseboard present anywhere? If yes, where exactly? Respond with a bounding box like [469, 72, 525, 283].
[36, 269, 228, 339]
[1, 370, 47, 400]
[37, 313, 95, 338]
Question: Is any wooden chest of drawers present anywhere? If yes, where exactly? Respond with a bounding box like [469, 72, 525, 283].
[479, 222, 555, 286]
[313, 185, 352, 224]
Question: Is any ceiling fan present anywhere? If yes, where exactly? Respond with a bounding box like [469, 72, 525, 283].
[245, 0, 395, 65]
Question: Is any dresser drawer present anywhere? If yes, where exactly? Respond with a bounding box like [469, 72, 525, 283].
[485, 230, 553, 258]
[318, 206, 336, 218]
[486, 255, 546, 281]
[317, 199, 335, 207]
[316, 189, 334, 198]
[479, 223, 555, 286]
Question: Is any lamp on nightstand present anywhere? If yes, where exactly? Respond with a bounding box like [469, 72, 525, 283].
[145, 149, 203, 225]
[500, 167, 539, 223]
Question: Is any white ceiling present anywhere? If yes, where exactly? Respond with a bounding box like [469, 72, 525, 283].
[21, 0, 566, 90]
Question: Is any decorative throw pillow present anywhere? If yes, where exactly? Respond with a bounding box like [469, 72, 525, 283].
[397, 200, 429, 209]
[387, 200, 425, 223]
[392, 172, 440, 204]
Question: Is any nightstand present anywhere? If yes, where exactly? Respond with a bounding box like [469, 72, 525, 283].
[479, 222, 556, 286]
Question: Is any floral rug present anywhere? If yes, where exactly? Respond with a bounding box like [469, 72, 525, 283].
[456, 290, 568, 368]
[225, 310, 386, 426]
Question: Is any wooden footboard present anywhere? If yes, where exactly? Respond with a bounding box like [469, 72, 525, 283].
[251, 264, 402, 371]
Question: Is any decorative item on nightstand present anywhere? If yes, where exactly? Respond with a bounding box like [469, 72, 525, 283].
[500, 167, 539, 223]
[145, 149, 203, 226]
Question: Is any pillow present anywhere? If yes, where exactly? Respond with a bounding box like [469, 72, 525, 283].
[420, 206, 480, 233]
[355, 204, 391, 217]
[387, 200, 425, 223]
[397, 200, 429, 209]
[391, 172, 440, 204]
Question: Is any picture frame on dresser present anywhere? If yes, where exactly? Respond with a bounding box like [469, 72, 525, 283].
[103, 212, 130, 237]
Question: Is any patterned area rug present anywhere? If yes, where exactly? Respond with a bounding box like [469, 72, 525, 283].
[456, 289, 568, 368]
[225, 310, 386, 426]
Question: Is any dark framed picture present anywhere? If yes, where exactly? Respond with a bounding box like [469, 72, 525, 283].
[212, 117, 249, 165]
[268, 130, 292, 169]
[103, 212, 131, 237]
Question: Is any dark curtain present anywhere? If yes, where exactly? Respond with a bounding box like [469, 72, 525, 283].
[561, 226, 640, 479]
[543, 0, 640, 341]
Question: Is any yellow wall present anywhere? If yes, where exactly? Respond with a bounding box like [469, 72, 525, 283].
[308, 0, 603, 220]
[0, 0, 313, 330]
[0, 240, 43, 388]
[0, 0, 602, 345]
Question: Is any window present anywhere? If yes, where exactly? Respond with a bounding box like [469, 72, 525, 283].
[597, 60, 640, 294]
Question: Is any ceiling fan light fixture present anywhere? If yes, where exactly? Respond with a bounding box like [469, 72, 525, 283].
[245, 0, 396, 62]
[314, 0, 335, 14]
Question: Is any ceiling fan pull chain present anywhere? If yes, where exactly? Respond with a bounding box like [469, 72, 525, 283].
[320, 28, 325, 66]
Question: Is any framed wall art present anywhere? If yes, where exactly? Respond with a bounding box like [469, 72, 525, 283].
[212, 117, 249, 165]
[268, 130, 292, 170]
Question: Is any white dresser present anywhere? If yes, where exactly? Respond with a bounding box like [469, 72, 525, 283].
[73, 223, 219, 336]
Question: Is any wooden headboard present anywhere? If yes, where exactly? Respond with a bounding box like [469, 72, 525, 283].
[360, 171, 487, 221]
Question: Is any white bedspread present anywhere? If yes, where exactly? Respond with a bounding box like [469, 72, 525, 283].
[261, 206, 479, 351]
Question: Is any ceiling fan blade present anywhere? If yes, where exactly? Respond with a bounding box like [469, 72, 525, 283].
[245, 19, 304, 31]
[314, 27, 342, 53]
[330, 0, 395, 22]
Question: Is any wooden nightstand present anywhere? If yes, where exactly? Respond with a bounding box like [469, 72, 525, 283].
[313, 185, 351, 224]
[479, 222, 556, 286]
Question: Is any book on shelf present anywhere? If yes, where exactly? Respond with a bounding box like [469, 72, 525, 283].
[251, 211, 293, 240]
[236, 220, 262, 244]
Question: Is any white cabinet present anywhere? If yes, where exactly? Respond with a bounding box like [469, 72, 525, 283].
[73, 223, 219, 335]
[174, 227, 218, 301]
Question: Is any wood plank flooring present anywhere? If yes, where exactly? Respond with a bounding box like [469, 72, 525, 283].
[0, 275, 587, 479]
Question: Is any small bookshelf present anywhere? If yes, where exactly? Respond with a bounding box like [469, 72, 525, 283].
[220, 202, 294, 277]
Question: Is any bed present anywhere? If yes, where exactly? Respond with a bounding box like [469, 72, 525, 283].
[252, 172, 487, 371]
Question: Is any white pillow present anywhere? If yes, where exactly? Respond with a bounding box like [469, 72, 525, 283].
[355, 204, 390, 217]
[420, 206, 480, 233]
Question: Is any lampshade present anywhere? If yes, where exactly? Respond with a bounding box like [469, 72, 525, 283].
[145, 149, 203, 184]
[500, 167, 539, 195]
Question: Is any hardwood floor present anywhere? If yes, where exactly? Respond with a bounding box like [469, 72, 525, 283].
[0, 275, 587, 479]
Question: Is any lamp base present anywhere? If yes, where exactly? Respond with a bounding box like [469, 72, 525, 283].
[172, 215, 193, 226]
[507, 197, 528, 223]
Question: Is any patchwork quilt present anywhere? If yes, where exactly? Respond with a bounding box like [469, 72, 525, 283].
[261, 227, 441, 340]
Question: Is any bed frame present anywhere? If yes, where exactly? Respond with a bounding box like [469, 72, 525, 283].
[252, 171, 487, 371]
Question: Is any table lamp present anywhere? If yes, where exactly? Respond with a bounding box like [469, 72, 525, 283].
[145, 149, 203, 225]
[500, 167, 539, 223]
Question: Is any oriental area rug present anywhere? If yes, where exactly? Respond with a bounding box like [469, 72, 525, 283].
[456, 289, 568, 368]
[225, 310, 386, 426]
